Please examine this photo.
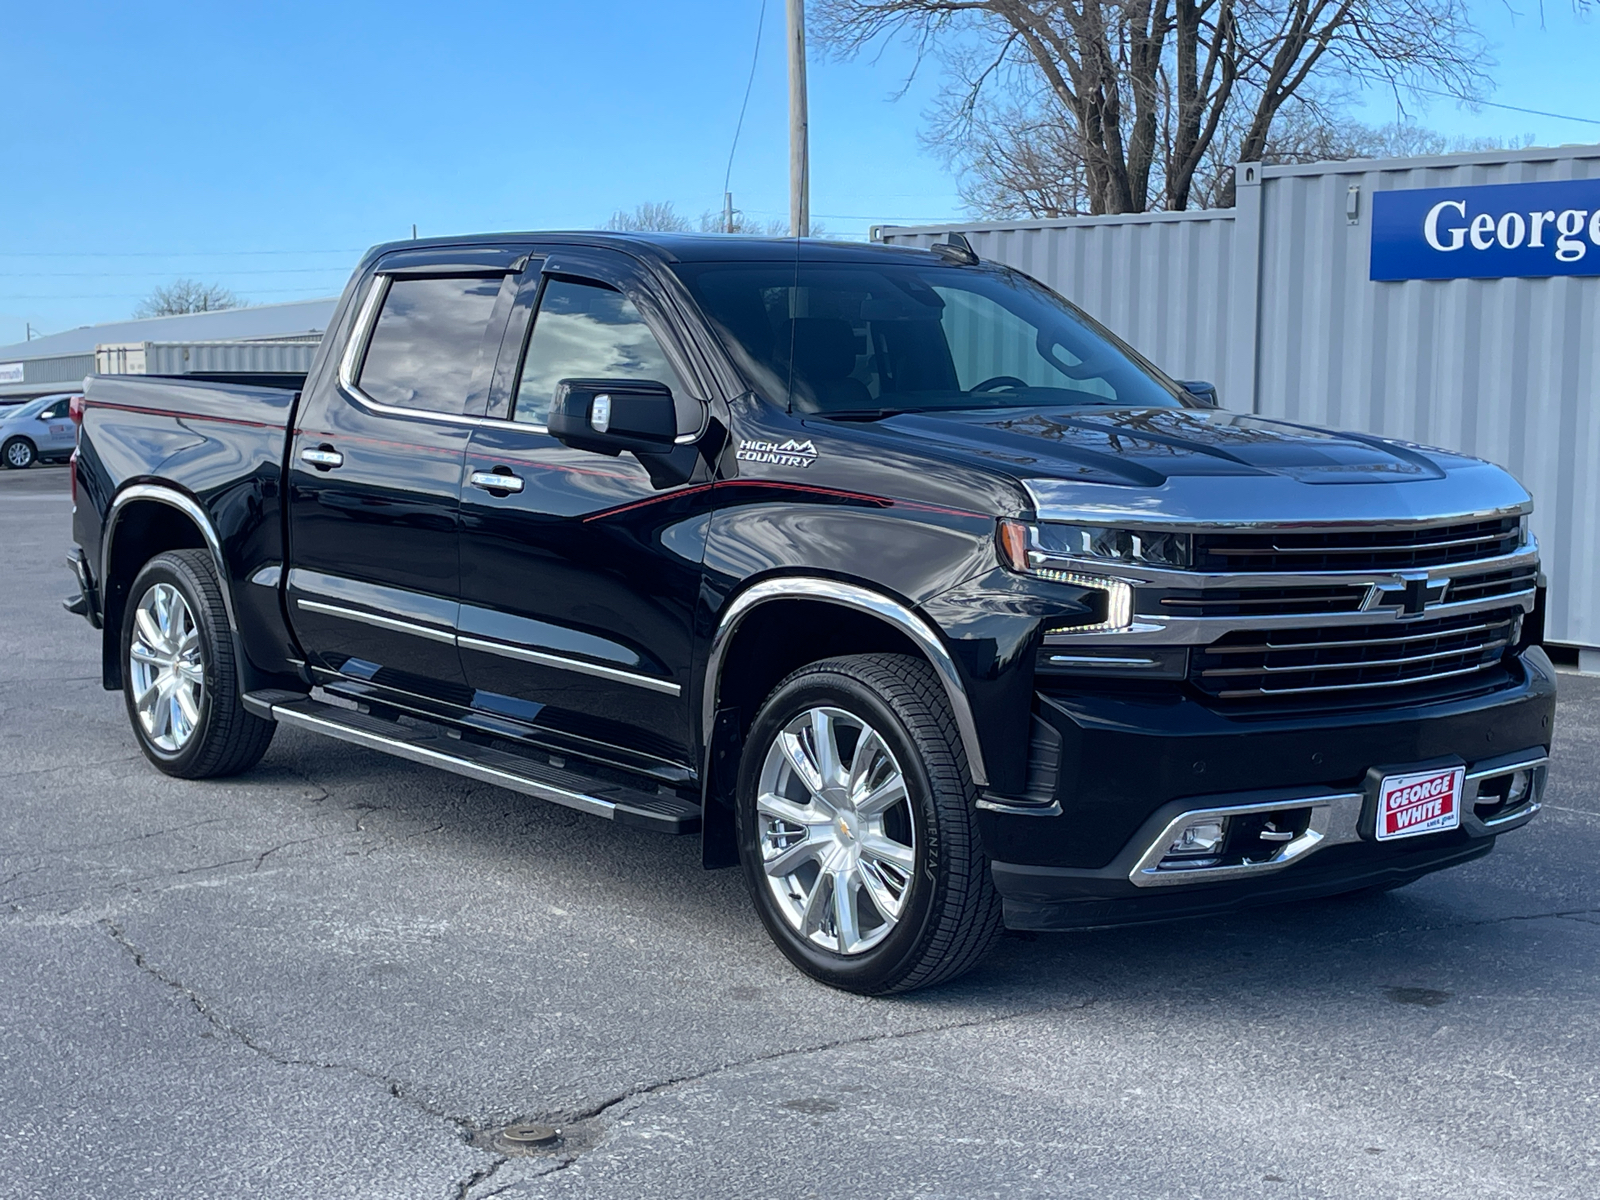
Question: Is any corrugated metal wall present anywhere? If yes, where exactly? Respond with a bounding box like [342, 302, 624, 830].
[143, 338, 321, 376]
[21, 353, 96, 385]
[1254, 150, 1600, 651]
[875, 145, 1600, 651]
[878, 210, 1246, 405]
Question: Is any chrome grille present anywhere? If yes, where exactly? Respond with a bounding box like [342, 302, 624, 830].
[1445, 563, 1539, 604]
[1192, 515, 1522, 573]
[1154, 585, 1368, 618]
[1190, 608, 1521, 705]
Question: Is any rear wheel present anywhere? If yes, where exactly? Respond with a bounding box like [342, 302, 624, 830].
[3, 437, 35, 469]
[736, 653, 1003, 994]
[121, 550, 275, 778]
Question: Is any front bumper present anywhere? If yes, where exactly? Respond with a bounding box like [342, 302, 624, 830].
[984, 647, 1557, 930]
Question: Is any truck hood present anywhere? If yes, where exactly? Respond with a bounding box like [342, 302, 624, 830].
[818, 406, 1531, 525]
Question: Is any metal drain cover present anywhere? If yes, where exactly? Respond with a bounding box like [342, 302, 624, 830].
[494, 1123, 561, 1153]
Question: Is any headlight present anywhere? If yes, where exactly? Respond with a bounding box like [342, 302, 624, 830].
[997, 519, 1190, 571]
[997, 519, 1142, 632]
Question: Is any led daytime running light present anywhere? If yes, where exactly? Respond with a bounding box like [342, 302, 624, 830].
[1031, 567, 1134, 631]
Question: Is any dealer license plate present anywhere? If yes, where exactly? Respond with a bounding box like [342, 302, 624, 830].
[1375, 765, 1465, 841]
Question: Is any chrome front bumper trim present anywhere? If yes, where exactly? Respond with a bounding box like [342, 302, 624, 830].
[1127, 750, 1548, 888]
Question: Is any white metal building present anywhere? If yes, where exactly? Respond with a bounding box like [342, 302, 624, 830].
[0, 298, 336, 402]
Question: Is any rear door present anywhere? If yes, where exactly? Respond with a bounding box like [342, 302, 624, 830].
[285, 248, 523, 706]
[455, 247, 716, 776]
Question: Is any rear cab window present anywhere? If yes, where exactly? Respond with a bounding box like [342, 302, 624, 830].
[357, 276, 506, 415]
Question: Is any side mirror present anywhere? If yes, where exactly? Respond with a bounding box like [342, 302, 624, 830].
[548, 378, 678, 456]
[1178, 380, 1218, 407]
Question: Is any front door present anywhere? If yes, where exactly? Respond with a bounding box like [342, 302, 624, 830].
[456, 248, 715, 777]
[286, 253, 520, 705]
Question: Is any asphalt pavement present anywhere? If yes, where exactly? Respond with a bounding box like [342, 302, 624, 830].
[2, 460, 1597, 1199]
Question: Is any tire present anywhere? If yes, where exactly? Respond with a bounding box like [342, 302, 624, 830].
[3, 437, 35, 469]
[736, 653, 1004, 994]
[121, 549, 275, 778]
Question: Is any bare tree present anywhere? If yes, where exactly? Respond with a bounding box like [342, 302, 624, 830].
[605, 201, 825, 237]
[134, 280, 243, 318]
[815, 0, 1499, 214]
[605, 201, 696, 232]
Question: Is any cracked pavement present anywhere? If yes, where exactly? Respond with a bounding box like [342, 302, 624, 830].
[2, 464, 1598, 1199]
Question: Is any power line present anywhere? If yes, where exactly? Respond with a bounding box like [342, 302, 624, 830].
[3, 267, 353, 279]
[1408, 86, 1600, 128]
[0, 287, 339, 301]
[724, 0, 768, 199]
[0, 248, 366, 259]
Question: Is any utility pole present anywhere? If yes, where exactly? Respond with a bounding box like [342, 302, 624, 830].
[724, 191, 735, 235]
[787, 0, 809, 238]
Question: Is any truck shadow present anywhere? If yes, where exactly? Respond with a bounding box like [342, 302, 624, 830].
[250, 686, 1599, 1017]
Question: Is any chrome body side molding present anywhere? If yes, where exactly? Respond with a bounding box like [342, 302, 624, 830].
[704, 577, 990, 788]
[295, 598, 456, 645]
[102, 483, 240, 631]
[293, 594, 681, 695]
[458, 635, 681, 696]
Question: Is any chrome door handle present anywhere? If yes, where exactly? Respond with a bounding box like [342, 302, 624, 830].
[300, 447, 344, 470]
[469, 470, 524, 494]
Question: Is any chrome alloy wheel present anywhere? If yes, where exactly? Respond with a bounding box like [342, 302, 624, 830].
[128, 583, 206, 753]
[755, 706, 918, 956]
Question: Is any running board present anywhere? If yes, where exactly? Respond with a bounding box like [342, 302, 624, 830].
[243, 691, 700, 834]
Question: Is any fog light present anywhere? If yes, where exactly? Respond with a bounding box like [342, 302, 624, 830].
[1169, 820, 1227, 856]
[1504, 770, 1531, 807]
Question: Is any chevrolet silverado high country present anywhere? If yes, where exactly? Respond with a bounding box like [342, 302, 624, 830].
[65, 232, 1556, 994]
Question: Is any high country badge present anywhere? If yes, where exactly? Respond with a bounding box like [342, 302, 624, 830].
[736, 438, 819, 468]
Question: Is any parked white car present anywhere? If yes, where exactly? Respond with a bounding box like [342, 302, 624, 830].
[1, 393, 78, 468]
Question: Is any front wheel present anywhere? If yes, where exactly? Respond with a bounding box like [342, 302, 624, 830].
[736, 654, 1003, 994]
[121, 549, 275, 778]
[3, 437, 35, 469]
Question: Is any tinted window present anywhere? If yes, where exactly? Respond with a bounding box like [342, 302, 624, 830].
[357, 276, 504, 414]
[38, 399, 70, 420]
[512, 278, 685, 426]
[674, 261, 1185, 415]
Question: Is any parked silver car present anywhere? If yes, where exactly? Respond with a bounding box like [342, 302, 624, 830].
[1, 393, 78, 468]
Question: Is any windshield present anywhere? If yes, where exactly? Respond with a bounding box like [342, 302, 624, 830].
[673, 259, 1189, 416]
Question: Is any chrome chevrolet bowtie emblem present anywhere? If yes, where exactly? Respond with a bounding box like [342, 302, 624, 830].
[1364, 571, 1450, 618]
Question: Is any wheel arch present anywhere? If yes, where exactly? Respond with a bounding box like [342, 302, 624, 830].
[700, 578, 990, 868]
[99, 484, 238, 690]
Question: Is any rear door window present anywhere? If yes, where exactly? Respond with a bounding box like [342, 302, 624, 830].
[358, 276, 505, 414]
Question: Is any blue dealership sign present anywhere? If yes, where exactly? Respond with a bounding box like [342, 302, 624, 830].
[1371, 178, 1600, 281]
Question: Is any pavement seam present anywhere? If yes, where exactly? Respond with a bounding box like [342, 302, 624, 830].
[0, 815, 229, 860]
[0, 754, 144, 782]
[98, 917, 503, 1186]
[1330, 905, 1600, 946]
[452, 1155, 509, 1200]
[566, 996, 1097, 1126]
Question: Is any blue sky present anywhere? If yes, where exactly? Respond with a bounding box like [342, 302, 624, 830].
[2, 0, 1596, 346]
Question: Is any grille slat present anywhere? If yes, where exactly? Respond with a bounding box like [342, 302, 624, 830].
[1190, 608, 1521, 708]
[1212, 662, 1496, 700]
[1193, 515, 1522, 573]
[1200, 621, 1507, 656]
[1200, 639, 1510, 678]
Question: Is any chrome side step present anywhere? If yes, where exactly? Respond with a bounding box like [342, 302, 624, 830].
[242, 691, 700, 834]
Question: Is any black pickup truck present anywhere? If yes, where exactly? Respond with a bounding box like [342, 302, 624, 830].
[66, 232, 1556, 993]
